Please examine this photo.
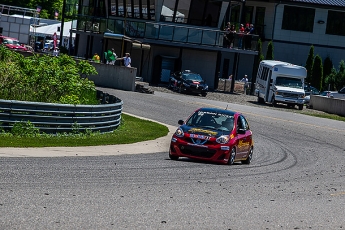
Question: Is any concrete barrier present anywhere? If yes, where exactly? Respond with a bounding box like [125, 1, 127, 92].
[310, 95, 345, 116]
[87, 62, 137, 92]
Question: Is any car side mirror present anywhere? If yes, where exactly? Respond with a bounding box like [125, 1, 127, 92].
[237, 128, 246, 134]
[178, 120, 184, 125]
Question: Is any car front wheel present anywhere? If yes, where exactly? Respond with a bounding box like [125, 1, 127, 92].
[169, 152, 179, 160]
[228, 148, 236, 165]
[178, 85, 184, 94]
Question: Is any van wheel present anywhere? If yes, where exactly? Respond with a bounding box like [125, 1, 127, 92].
[298, 104, 304, 110]
[257, 95, 264, 104]
[272, 97, 277, 107]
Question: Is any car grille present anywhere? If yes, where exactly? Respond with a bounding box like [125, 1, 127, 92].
[190, 85, 204, 90]
[179, 145, 216, 158]
[282, 92, 299, 98]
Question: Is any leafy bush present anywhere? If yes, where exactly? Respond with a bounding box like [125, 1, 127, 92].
[0, 46, 98, 105]
[11, 121, 40, 137]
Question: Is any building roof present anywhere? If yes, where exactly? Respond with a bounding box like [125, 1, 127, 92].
[289, 0, 345, 7]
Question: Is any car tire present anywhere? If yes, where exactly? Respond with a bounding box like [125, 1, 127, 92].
[169, 153, 179, 160]
[298, 104, 303, 110]
[257, 95, 264, 104]
[201, 93, 207, 97]
[272, 97, 277, 107]
[178, 85, 184, 94]
[227, 147, 236, 165]
[242, 147, 253, 164]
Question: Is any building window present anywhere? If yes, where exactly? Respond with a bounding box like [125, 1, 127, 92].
[255, 7, 265, 38]
[282, 5, 315, 32]
[176, 0, 191, 23]
[243, 6, 253, 24]
[161, 0, 177, 22]
[326, 11, 345, 36]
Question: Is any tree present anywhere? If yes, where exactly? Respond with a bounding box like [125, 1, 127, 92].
[1, 0, 64, 20]
[323, 56, 333, 90]
[265, 41, 274, 60]
[337, 60, 345, 90]
[311, 55, 323, 90]
[305, 45, 314, 83]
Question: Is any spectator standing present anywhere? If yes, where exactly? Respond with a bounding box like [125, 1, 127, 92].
[106, 48, 117, 65]
[92, 53, 100, 63]
[245, 24, 255, 50]
[52, 47, 59, 57]
[223, 22, 231, 48]
[241, 74, 249, 94]
[238, 24, 245, 49]
[118, 53, 132, 67]
[228, 24, 236, 48]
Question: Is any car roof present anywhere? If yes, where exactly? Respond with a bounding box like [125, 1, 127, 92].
[0, 36, 19, 40]
[198, 107, 238, 116]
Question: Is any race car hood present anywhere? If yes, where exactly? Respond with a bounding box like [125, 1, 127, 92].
[180, 125, 225, 138]
[275, 86, 305, 94]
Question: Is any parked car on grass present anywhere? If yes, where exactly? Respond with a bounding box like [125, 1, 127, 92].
[169, 107, 253, 165]
[168, 70, 208, 97]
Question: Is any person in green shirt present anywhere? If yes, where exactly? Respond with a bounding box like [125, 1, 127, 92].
[106, 48, 117, 65]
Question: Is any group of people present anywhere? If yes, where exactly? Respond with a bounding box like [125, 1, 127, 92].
[92, 48, 131, 67]
[223, 22, 254, 50]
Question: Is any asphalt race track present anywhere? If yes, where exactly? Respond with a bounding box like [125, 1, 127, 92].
[1, 88, 345, 229]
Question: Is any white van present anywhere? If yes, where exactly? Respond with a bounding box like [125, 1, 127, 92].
[255, 60, 306, 110]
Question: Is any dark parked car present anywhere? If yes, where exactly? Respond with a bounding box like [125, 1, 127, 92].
[168, 70, 208, 96]
[169, 107, 254, 165]
[304, 85, 320, 104]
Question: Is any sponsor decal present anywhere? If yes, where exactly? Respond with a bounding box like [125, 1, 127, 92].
[189, 128, 218, 136]
[238, 140, 250, 148]
[189, 134, 210, 140]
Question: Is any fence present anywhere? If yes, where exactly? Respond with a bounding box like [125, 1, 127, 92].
[0, 90, 123, 134]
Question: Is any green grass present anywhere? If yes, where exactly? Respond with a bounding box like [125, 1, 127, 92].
[300, 111, 345, 122]
[0, 114, 169, 147]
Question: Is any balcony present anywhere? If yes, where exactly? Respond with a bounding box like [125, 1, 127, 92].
[71, 17, 259, 52]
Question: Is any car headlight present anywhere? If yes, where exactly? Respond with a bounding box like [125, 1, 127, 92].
[275, 91, 283, 96]
[299, 94, 305, 98]
[216, 135, 229, 144]
[175, 128, 184, 137]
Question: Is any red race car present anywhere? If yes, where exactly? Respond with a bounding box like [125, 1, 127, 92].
[169, 107, 253, 165]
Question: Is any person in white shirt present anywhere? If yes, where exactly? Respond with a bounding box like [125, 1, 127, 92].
[241, 74, 249, 94]
[118, 53, 131, 67]
[53, 47, 59, 57]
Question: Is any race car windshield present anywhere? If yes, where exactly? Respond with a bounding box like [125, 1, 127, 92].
[183, 73, 203, 81]
[4, 39, 20, 45]
[186, 111, 234, 132]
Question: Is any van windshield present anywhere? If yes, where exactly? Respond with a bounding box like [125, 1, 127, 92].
[276, 77, 303, 89]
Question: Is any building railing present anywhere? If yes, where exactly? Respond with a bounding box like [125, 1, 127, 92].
[70, 16, 260, 51]
[0, 90, 123, 134]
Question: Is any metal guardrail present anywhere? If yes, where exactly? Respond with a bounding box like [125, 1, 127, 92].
[0, 90, 123, 134]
